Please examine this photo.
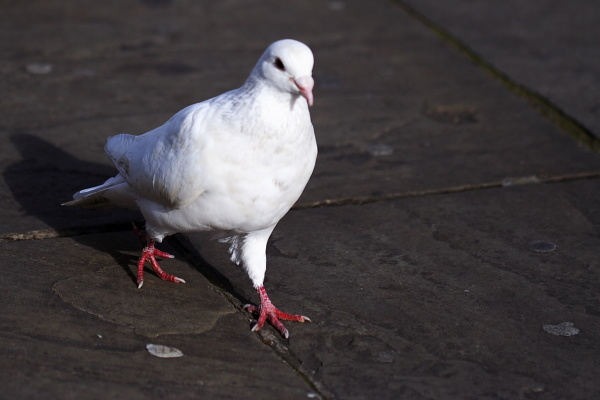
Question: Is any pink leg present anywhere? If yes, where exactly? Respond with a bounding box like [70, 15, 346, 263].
[244, 285, 311, 339]
[132, 223, 185, 289]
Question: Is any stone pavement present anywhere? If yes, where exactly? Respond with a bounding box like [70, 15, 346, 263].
[1, 1, 599, 399]
[398, 0, 600, 140]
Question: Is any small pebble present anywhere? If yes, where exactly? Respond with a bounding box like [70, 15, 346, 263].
[367, 144, 394, 156]
[26, 62, 53, 75]
[528, 240, 556, 253]
[146, 343, 184, 358]
[543, 322, 579, 336]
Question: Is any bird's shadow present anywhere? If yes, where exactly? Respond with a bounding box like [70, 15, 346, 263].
[4, 133, 144, 279]
[4, 132, 246, 303]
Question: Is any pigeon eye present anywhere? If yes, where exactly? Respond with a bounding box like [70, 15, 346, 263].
[274, 57, 285, 71]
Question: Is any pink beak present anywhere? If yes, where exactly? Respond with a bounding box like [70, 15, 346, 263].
[293, 76, 314, 106]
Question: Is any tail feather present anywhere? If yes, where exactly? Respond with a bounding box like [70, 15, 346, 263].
[62, 175, 136, 210]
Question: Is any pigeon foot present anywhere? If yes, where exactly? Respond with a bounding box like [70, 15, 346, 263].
[244, 285, 310, 339]
[132, 223, 185, 289]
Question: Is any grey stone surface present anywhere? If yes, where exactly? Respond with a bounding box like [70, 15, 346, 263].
[1, 0, 600, 399]
[3, 0, 600, 235]
[188, 179, 600, 399]
[399, 0, 600, 138]
[0, 232, 314, 400]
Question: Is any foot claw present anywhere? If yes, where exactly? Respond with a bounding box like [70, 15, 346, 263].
[153, 248, 175, 259]
[245, 286, 310, 338]
[133, 225, 184, 288]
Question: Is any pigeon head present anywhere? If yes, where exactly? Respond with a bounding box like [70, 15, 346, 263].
[254, 39, 315, 106]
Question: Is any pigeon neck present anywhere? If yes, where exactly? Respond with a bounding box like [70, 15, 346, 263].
[242, 73, 301, 111]
[241, 69, 264, 93]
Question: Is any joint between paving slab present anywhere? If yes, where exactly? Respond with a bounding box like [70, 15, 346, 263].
[168, 234, 337, 400]
[0, 222, 139, 242]
[294, 170, 600, 210]
[3, 172, 600, 243]
[388, 0, 600, 152]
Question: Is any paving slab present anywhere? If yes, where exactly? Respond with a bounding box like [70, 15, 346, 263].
[1, 0, 600, 399]
[188, 178, 600, 399]
[3, 0, 600, 235]
[398, 0, 600, 138]
[0, 231, 316, 400]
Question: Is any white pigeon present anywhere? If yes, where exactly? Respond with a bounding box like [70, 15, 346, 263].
[64, 39, 318, 338]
